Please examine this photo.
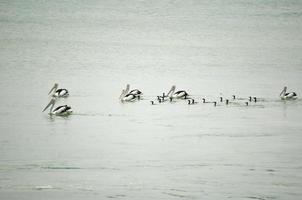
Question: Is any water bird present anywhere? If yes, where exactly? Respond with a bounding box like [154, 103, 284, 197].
[42, 98, 72, 116]
[127, 84, 142, 96]
[213, 102, 217, 106]
[202, 98, 211, 103]
[191, 99, 197, 104]
[226, 99, 229, 105]
[280, 86, 297, 100]
[220, 97, 223, 102]
[151, 101, 155, 105]
[119, 89, 137, 102]
[253, 97, 257, 102]
[188, 99, 198, 105]
[231, 95, 249, 101]
[245, 102, 249, 106]
[123, 84, 142, 97]
[167, 85, 188, 99]
[48, 83, 69, 98]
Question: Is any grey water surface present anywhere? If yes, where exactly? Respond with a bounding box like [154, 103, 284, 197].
[0, 0, 302, 199]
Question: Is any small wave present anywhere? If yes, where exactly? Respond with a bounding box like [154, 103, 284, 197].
[73, 113, 126, 117]
[41, 166, 82, 170]
[162, 192, 188, 198]
[34, 185, 59, 190]
[107, 194, 126, 198]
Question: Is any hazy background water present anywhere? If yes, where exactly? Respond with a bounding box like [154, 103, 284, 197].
[1, 0, 302, 199]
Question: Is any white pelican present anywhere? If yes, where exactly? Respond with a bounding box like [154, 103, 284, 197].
[48, 83, 69, 98]
[280, 86, 297, 100]
[125, 84, 142, 96]
[119, 88, 137, 102]
[167, 85, 188, 99]
[42, 98, 72, 116]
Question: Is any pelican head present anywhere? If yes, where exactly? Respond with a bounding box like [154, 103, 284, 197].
[119, 89, 126, 100]
[43, 98, 56, 113]
[125, 84, 130, 94]
[280, 86, 287, 97]
[48, 83, 59, 95]
[167, 85, 176, 97]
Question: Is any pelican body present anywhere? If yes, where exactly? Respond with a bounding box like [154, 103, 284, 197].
[129, 89, 142, 96]
[49, 83, 69, 98]
[167, 85, 188, 99]
[42, 98, 72, 116]
[120, 90, 137, 102]
[119, 84, 142, 102]
[280, 86, 297, 100]
[126, 84, 142, 96]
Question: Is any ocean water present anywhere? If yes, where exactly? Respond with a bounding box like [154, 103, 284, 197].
[0, 0, 302, 199]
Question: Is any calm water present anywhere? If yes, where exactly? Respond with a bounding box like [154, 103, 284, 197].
[1, 0, 302, 199]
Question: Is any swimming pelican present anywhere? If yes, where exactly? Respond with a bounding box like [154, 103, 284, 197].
[280, 86, 297, 100]
[167, 85, 188, 99]
[119, 89, 137, 102]
[48, 83, 69, 98]
[125, 84, 142, 96]
[42, 98, 72, 116]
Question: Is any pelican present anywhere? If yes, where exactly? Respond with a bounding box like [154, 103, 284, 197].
[119, 89, 137, 102]
[125, 84, 142, 96]
[48, 83, 69, 98]
[167, 85, 188, 99]
[129, 89, 142, 96]
[280, 86, 297, 100]
[42, 98, 72, 116]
